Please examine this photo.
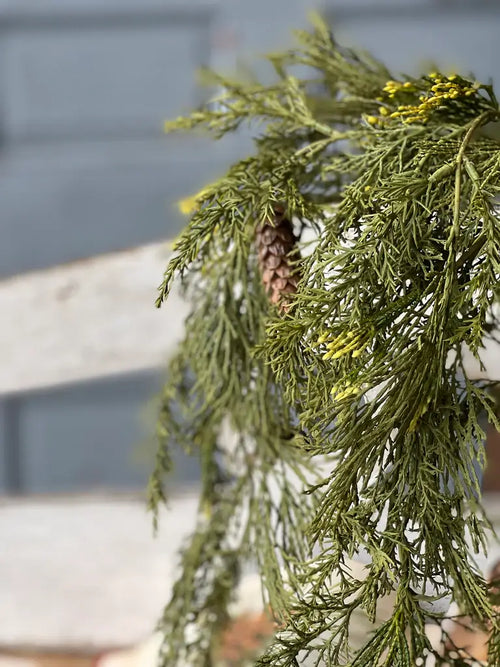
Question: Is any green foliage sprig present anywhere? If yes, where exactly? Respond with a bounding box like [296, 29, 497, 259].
[151, 14, 500, 666]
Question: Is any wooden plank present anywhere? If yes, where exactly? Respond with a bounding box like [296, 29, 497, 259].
[0, 242, 189, 394]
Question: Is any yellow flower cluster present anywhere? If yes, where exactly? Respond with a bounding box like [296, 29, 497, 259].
[330, 381, 360, 401]
[318, 330, 369, 360]
[382, 80, 415, 97]
[314, 331, 367, 400]
[385, 73, 481, 124]
[177, 182, 216, 215]
[178, 194, 199, 215]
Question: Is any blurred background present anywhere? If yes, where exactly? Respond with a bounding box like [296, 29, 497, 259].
[1, 0, 500, 664]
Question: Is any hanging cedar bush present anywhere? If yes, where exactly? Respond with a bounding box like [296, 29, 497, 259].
[149, 14, 500, 666]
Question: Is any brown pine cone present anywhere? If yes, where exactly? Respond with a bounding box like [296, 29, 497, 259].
[256, 207, 300, 311]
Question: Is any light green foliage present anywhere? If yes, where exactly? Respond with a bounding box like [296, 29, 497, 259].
[150, 14, 500, 666]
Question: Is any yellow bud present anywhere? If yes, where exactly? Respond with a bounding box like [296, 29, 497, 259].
[366, 116, 378, 125]
[334, 386, 359, 401]
[201, 499, 212, 519]
[330, 337, 361, 358]
[177, 181, 215, 215]
[403, 82, 413, 88]
[326, 340, 345, 353]
[379, 106, 389, 116]
[178, 195, 199, 215]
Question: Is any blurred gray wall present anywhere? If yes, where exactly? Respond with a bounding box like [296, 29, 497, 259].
[1, 0, 499, 495]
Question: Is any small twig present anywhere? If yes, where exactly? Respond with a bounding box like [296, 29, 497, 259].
[453, 111, 500, 236]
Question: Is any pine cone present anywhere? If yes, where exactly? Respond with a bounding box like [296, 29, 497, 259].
[256, 207, 300, 311]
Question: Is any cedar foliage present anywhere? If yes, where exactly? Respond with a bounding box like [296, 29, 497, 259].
[149, 15, 500, 666]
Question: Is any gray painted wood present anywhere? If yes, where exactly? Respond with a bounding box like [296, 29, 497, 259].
[0, 0, 227, 277]
[0, 139, 238, 276]
[6, 371, 200, 495]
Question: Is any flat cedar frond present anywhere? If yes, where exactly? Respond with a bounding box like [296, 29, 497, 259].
[151, 13, 500, 666]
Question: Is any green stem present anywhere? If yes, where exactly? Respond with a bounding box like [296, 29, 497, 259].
[453, 111, 499, 234]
